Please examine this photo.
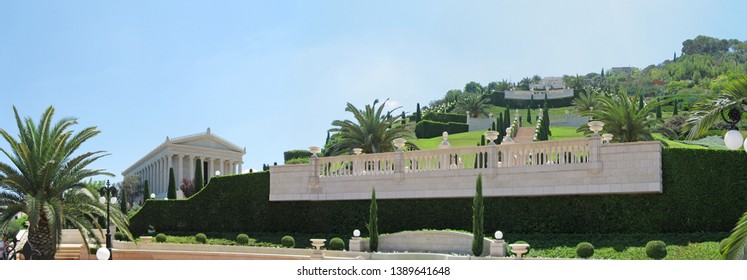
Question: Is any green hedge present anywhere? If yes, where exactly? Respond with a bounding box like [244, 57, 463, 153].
[284, 150, 312, 163]
[130, 148, 747, 236]
[423, 112, 467, 124]
[415, 120, 469, 139]
[486, 91, 575, 108]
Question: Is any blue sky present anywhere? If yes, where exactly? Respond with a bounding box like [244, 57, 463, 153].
[1, 1, 746, 182]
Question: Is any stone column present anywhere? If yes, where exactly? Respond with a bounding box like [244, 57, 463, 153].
[230, 161, 236, 175]
[177, 154, 184, 185]
[238, 162, 243, 174]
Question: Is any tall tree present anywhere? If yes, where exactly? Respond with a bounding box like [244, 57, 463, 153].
[167, 167, 176, 199]
[194, 158, 204, 194]
[457, 94, 491, 118]
[639, 95, 644, 110]
[503, 107, 511, 130]
[472, 174, 484, 256]
[400, 111, 406, 125]
[673, 51, 677, 62]
[656, 98, 663, 119]
[143, 180, 150, 201]
[368, 188, 379, 252]
[673, 100, 678, 115]
[464, 81, 483, 94]
[0, 106, 132, 259]
[526, 106, 532, 124]
[119, 187, 128, 213]
[415, 103, 422, 123]
[328, 99, 414, 155]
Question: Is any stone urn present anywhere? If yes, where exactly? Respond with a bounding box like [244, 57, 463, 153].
[509, 243, 530, 259]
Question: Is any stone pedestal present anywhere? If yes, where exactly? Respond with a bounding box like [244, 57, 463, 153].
[349, 237, 363, 252]
[490, 240, 506, 257]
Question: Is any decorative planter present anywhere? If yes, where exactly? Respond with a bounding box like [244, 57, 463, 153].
[509, 243, 530, 259]
[588, 121, 605, 136]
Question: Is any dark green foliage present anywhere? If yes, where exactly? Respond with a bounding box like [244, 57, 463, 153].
[719, 238, 730, 254]
[155, 233, 167, 243]
[114, 232, 125, 241]
[480, 134, 486, 146]
[498, 96, 574, 109]
[167, 168, 176, 199]
[194, 159, 204, 193]
[472, 174, 484, 256]
[646, 240, 667, 259]
[329, 237, 345, 251]
[120, 187, 128, 212]
[284, 150, 312, 163]
[513, 240, 531, 255]
[639, 95, 644, 110]
[281, 235, 295, 248]
[656, 98, 662, 119]
[576, 242, 594, 258]
[236, 234, 250, 245]
[143, 180, 150, 200]
[368, 188, 379, 252]
[415, 103, 422, 123]
[526, 106, 532, 124]
[496, 115, 504, 144]
[542, 104, 551, 136]
[401, 111, 406, 125]
[422, 112, 467, 123]
[325, 131, 330, 146]
[491, 121, 496, 132]
[503, 107, 510, 130]
[195, 233, 207, 244]
[129, 149, 747, 237]
[415, 120, 468, 138]
[673, 100, 678, 115]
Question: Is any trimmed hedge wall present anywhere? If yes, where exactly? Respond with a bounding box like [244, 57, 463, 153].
[423, 112, 467, 124]
[283, 150, 312, 163]
[415, 120, 469, 139]
[485, 91, 575, 108]
[129, 148, 747, 236]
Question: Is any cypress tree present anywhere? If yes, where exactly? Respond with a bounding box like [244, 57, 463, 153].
[472, 174, 484, 256]
[673, 100, 678, 115]
[491, 121, 496, 132]
[601, 68, 605, 77]
[527, 106, 532, 124]
[504, 107, 510, 130]
[401, 111, 406, 125]
[639, 95, 644, 110]
[656, 98, 662, 119]
[325, 131, 330, 146]
[673, 52, 677, 62]
[496, 115, 504, 144]
[480, 134, 486, 146]
[368, 188, 379, 252]
[167, 167, 176, 199]
[415, 103, 422, 123]
[143, 180, 150, 201]
[119, 187, 127, 213]
[543, 103, 551, 137]
[194, 158, 204, 194]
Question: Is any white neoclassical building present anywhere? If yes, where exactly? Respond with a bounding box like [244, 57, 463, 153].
[122, 128, 246, 200]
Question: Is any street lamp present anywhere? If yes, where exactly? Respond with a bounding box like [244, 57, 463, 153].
[98, 180, 118, 260]
[722, 108, 745, 150]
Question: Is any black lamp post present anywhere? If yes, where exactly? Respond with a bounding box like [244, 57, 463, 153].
[722, 108, 744, 150]
[98, 180, 118, 260]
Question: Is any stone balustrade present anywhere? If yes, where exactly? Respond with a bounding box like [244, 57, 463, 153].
[269, 136, 662, 201]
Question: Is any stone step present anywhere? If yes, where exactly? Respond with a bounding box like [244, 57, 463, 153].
[514, 127, 536, 143]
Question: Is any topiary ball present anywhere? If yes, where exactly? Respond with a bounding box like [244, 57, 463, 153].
[236, 234, 250, 245]
[281, 235, 295, 248]
[576, 242, 594, 259]
[114, 232, 125, 241]
[155, 233, 167, 243]
[645, 240, 667, 260]
[328, 237, 345, 251]
[195, 233, 207, 244]
[719, 238, 730, 255]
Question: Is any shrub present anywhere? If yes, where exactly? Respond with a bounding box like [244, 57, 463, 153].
[114, 232, 125, 241]
[646, 240, 667, 260]
[328, 237, 345, 251]
[155, 233, 167, 243]
[576, 242, 594, 259]
[286, 158, 309, 165]
[415, 120, 468, 138]
[281, 235, 295, 248]
[284, 150, 312, 163]
[236, 234, 250, 245]
[195, 233, 207, 244]
[368, 188, 379, 252]
[423, 112, 467, 123]
[512, 241, 531, 256]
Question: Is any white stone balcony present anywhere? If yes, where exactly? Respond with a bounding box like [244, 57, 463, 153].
[269, 136, 662, 201]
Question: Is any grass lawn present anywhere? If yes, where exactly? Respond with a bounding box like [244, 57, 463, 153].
[548, 126, 585, 140]
[153, 231, 727, 260]
[410, 130, 486, 150]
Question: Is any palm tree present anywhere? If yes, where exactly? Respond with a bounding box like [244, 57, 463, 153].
[328, 99, 413, 155]
[684, 75, 747, 140]
[0, 106, 132, 259]
[457, 94, 491, 118]
[577, 91, 661, 142]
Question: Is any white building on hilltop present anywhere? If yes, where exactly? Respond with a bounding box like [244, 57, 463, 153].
[122, 128, 246, 200]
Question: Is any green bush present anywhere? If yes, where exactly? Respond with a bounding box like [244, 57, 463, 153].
[415, 120, 468, 138]
[195, 233, 207, 244]
[129, 149, 747, 236]
[286, 158, 309, 165]
[328, 237, 345, 251]
[236, 234, 250, 245]
[718, 238, 730, 255]
[114, 232, 125, 241]
[281, 235, 295, 248]
[284, 150, 312, 163]
[576, 242, 594, 259]
[646, 240, 667, 260]
[155, 233, 167, 243]
[423, 112, 467, 123]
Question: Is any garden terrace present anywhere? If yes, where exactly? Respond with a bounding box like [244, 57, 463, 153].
[269, 136, 662, 201]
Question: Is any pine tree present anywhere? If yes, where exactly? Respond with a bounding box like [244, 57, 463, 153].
[167, 167, 176, 199]
[194, 158, 204, 194]
[472, 174, 484, 256]
[673, 100, 678, 115]
[143, 180, 150, 201]
[368, 188, 379, 252]
[415, 103, 422, 123]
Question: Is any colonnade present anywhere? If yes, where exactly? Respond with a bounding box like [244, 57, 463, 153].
[132, 153, 243, 199]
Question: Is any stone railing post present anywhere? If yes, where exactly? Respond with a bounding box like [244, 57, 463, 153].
[588, 135, 602, 174]
[308, 146, 321, 190]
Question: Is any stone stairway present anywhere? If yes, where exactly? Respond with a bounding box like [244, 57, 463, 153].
[514, 127, 536, 143]
[54, 244, 83, 260]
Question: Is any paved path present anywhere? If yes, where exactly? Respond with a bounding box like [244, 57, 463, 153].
[514, 127, 536, 143]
